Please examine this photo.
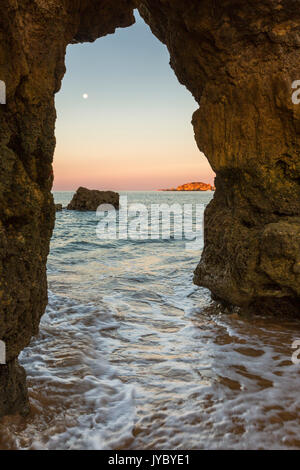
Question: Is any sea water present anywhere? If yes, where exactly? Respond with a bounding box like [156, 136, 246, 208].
[1, 191, 300, 450]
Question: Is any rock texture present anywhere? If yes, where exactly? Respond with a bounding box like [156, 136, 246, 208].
[0, 0, 135, 417]
[137, 0, 300, 315]
[55, 204, 63, 212]
[0, 0, 299, 416]
[0, 361, 29, 417]
[67, 187, 119, 211]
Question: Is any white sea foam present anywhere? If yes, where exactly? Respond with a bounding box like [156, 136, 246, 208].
[10, 291, 136, 450]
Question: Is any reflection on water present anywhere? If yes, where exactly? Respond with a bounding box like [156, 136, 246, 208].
[1, 192, 300, 450]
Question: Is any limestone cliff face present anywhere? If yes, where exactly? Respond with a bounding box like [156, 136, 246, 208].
[137, 0, 300, 314]
[0, 0, 135, 417]
[0, 0, 299, 416]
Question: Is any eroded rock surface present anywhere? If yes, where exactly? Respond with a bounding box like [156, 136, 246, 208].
[137, 0, 300, 314]
[0, 361, 29, 417]
[0, 0, 135, 417]
[0, 0, 299, 416]
[67, 187, 119, 211]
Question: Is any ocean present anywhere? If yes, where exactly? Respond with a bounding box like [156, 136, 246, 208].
[1, 191, 300, 450]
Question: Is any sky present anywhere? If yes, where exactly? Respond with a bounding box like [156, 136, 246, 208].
[53, 11, 215, 191]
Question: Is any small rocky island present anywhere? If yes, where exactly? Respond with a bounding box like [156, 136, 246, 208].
[160, 182, 215, 191]
[67, 187, 119, 211]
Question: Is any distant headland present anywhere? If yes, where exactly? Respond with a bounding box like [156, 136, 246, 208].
[159, 182, 215, 192]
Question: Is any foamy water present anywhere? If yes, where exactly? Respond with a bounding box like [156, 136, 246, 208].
[1, 191, 300, 450]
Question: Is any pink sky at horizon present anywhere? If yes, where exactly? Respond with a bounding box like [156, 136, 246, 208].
[53, 147, 215, 191]
[53, 173, 215, 192]
[53, 148, 215, 191]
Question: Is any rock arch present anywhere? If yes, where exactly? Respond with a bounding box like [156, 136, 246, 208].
[0, 0, 299, 416]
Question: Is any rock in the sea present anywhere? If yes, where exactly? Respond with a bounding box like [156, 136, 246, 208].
[55, 204, 62, 212]
[176, 182, 214, 191]
[160, 182, 214, 191]
[67, 187, 119, 211]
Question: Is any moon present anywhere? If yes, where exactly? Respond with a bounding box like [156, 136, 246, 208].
[82, 93, 88, 99]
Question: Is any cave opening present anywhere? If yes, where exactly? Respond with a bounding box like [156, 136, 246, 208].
[49, 8, 215, 320]
[1, 0, 299, 429]
[53, 10, 214, 192]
